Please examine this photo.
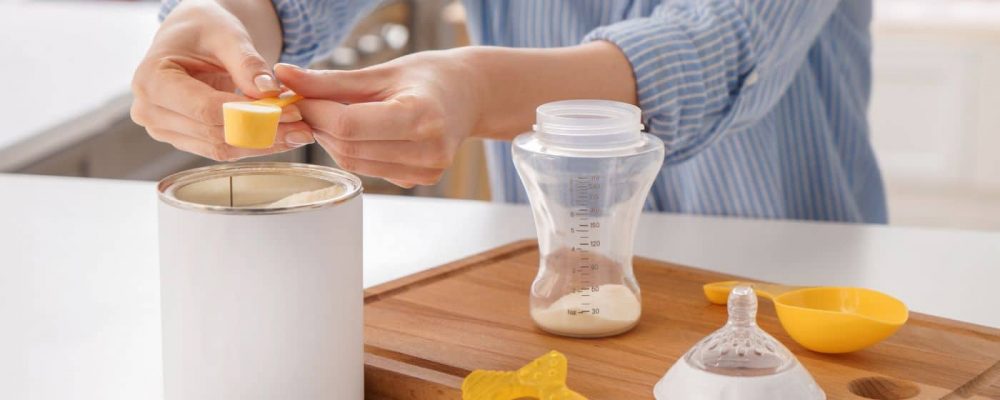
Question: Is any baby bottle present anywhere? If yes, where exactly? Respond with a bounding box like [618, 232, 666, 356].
[512, 100, 664, 338]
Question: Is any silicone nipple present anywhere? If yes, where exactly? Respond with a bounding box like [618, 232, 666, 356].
[653, 285, 826, 399]
[461, 351, 587, 400]
[688, 285, 792, 376]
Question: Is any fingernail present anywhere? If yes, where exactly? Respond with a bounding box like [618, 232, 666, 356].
[254, 74, 280, 94]
[280, 109, 302, 123]
[285, 130, 314, 145]
[275, 63, 302, 72]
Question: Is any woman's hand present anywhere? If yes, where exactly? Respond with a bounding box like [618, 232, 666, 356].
[275, 49, 483, 188]
[130, 0, 315, 161]
[276, 42, 634, 188]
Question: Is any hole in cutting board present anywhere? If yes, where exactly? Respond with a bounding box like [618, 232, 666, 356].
[848, 376, 920, 399]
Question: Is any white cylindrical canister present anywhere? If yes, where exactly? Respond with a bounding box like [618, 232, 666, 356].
[157, 162, 363, 400]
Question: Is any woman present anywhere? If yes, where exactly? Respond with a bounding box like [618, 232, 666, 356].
[131, 0, 886, 223]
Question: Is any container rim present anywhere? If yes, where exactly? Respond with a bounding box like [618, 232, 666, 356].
[157, 162, 363, 215]
[534, 100, 644, 150]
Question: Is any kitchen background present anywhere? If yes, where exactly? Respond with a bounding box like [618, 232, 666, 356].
[3, 0, 999, 231]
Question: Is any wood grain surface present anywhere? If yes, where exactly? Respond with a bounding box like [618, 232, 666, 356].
[364, 240, 1000, 399]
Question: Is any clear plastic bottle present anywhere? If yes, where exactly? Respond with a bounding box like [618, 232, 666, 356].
[512, 100, 664, 338]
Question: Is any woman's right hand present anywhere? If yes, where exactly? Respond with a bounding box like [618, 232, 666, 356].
[130, 0, 315, 161]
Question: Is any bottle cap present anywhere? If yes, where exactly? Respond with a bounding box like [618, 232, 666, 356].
[533, 100, 644, 150]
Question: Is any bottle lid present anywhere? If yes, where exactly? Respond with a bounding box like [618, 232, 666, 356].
[533, 100, 644, 150]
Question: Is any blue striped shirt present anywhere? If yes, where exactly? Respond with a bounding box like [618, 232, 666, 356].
[161, 0, 887, 223]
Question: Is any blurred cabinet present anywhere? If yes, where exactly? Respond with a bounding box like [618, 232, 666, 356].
[871, 36, 1000, 192]
[18, 116, 305, 181]
[971, 50, 1000, 190]
[870, 36, 975, 186]
[870, 5, 1000, 229]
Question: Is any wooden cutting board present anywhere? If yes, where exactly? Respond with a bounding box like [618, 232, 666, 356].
[363, 240, 1000, 399]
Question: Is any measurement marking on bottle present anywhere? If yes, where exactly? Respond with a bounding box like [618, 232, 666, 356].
[569, 174, 604, 318]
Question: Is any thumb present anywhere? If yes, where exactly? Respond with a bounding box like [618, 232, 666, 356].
[216, 41, 281, 98]
[274, 63, 385, 103]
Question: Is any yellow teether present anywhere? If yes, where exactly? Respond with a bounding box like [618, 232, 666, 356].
[223, 92, 304, 149]
[462, 351, 586, 400]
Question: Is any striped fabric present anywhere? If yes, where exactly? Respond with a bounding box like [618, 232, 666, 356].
[160, 0, 887, 223]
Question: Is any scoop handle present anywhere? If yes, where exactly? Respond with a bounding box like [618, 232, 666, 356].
[702, 280, 805, 305]
[252, 93, 303, 108]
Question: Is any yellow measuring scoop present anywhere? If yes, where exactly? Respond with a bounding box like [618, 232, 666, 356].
[704, 281, 908, 354]
[223, 92, 304, 149]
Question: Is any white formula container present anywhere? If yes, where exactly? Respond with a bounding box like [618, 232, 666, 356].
[157, 162, 363, 400]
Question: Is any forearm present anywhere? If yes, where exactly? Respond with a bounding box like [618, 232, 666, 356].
[171, 0, 283, 64]
[463, 42, 636, 140]
[578, 0, 840, 164]
[217, 0, 282, 63]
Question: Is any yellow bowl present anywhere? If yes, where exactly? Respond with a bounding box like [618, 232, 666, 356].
[774, 287, 908, 353]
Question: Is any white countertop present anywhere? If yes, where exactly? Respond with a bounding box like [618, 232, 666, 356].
[0, 173, 997, 399]
[0, 2, 159, 171]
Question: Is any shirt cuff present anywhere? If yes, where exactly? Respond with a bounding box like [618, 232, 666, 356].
[158, 0, 180, 22]
[270, 0, 324, 66]
[583, 17, 746, 163]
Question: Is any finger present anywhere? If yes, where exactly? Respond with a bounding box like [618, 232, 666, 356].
[214, 38, 281, 98]
[134, 102, 225, 143]
[274, 63, 387, 102]
[315, 135, 443, 185]
[386, 179, 416, 189]
[275, 122, 316, 146]
[139, 60, 302, 125]
[225, 141, 301, 160]
[297, 98, 424, 141]
[145, 60, 247, 125]
[281, 104, 303, 123]
[147, 128, 301, 161]
[319, 136, 451, 168]
[334, 156, 444, 186]
[293, 99, 348, 134]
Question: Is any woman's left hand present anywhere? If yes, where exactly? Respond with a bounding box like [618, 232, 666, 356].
[274, 49, 482, 188]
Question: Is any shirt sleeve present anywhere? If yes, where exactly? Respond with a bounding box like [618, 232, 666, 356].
[583, 1, 842, 164]
[159, 0, 379, 66]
